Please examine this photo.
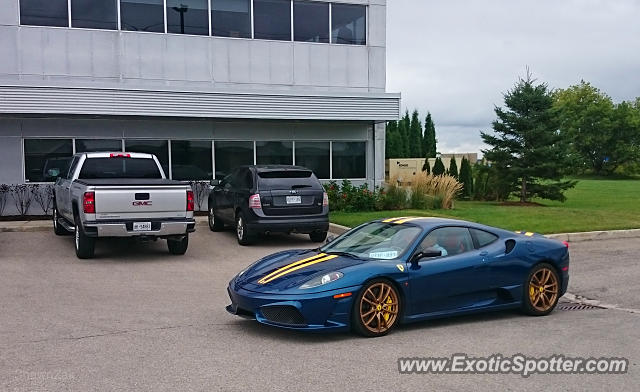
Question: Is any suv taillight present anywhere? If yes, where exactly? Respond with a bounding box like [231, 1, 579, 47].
[186, 190, 194, 211]
[249, 194, 262, 209]
[322, 192, 329, 206]
[83, 192, 95, 214]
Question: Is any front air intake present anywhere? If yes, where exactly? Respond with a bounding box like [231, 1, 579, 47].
[261, 305, 306, 326]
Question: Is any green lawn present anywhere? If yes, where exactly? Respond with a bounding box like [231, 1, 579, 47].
[329, 179, 640, 234]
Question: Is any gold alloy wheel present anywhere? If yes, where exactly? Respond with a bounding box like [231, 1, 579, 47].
[359, 282, 399, 334]
[528, 267, 559, 312]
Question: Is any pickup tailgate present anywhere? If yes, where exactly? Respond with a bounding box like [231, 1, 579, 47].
[94, 185, 188, 220]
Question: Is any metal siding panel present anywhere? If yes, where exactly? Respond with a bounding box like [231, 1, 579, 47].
[19, 28, 44, 75]
[249, 41, 270, 84]
[270, 41, 293, 85]
[92, 30, 120, 79]
[211, 39, 229, 83]
[0, 86, 401, 120]
[185, 37, 211, 82]
[228, 39, 251, 83]
[308, 44, 329, 87]
[43, 29, 69, 76]
[164, 35, 188, 81]
[67, 29, 92, 77]
[368, 46, 385, 90]
[0, 0, 19, 26]
[368, 4, 386, 48]
[0, 136, 22, 184]
[293, 44, 310, 86]
[348, 45, 369, 88]
[328, 45, 348, 87]
[0, 26, 18, 74]
[138, 34, 164, 80]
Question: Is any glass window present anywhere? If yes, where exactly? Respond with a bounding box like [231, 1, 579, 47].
[75, 139, 123, 153]
[79, 157, 163, 179]
[419, 227, 475, 257]
[256, 141, 292, 165]
[470, 228, 499, 248]
[211, 0, 251, 38]
[254, 0, 291, 41]
[125, 139, 170, 177]
[24, 139, 73, 182]
[167, 0, 209, 35]
[121, 0, 165, 33]
[20, 0, 68, 27]
[320, 221, 422, 260]
[332, 141, 366, 179]
[214, 141, 254, 178]
[331, 3, 366, 45]
[294, 1, 328, 43]
[171, 140, 213, 180]
[295, 141, 329, 179]
[71, 0, 117, 30]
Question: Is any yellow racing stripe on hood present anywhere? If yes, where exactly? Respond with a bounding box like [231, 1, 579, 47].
[259, 255, 339, 284]
[382, 217, 408, 223]
[257, 253, 327, 284]
[394, 217, 426, 224]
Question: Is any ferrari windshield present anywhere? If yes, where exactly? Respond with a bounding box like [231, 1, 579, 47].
[320, 222, 421, 260]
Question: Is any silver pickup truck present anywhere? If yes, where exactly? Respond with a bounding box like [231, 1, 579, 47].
[52, 152, 196, 259]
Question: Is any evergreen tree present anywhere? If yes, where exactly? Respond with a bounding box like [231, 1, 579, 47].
[423, 113, 437, 158]
[422, 158, 431, 173]
[432, 157, 446, 175]
[385, 121, 402, 158]
[398, 111, 411, 157]
[481, 72, 576, 202]
[448, 156, 459, 179]
[409, 110, 423, 158]
[459, 157, 473, 198]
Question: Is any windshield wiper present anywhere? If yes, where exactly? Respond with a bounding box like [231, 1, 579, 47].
[324, 251, 360, 259]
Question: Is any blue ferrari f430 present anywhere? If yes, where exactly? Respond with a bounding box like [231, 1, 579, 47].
[226, 217, 570, 337]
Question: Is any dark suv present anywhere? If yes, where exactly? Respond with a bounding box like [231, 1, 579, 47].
[207, 165, 329, 245]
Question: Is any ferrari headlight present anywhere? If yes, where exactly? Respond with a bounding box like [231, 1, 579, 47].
[300, 272, 343, 289]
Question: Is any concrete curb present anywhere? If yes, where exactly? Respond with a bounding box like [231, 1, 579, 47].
[330, 222, 640, 243]
[1, 218, 638, 243]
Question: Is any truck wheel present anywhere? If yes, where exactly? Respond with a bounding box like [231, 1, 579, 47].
[168, 235, 189, 255]
[236, 212, 254, 246]
[309, 231, 328, 242]
[208, 207, 224, 232]
[74, 215, 95, 259]
[53, 204, 69, 236]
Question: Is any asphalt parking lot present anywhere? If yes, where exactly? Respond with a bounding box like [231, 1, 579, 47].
[1, 228, 639, 391]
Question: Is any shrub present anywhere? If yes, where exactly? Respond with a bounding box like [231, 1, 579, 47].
[432, 157, 446, 175]
[31, 184, 54, 215]
[0, 184, 9, 216]
[189, 181, 210, 211]
[380, 176, 408, 210]
[11, 184, 32, 216]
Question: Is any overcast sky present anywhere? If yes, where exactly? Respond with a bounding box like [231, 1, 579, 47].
[386, 0, 640, 154]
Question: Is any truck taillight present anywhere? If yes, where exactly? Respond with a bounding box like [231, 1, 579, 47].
[83, 192, 95, 214]
[186, 191, 194, 211]
[249, 194, 261, 209]
[323, 192, 329, 206]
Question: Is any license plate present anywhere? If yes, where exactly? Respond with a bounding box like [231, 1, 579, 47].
[133, 222, 152, 231]
[285, 196, 302, 204]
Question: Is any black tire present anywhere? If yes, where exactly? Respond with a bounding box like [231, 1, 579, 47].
[521, 263, 560, 316]
[309, 231, 328, 243]
[167, 235, 189, 255]
[208, 206, 224, 232]
[235, 211, 254, 246]
[74, 214, 95, 259]
[53, 204, 69, 236]
[352, 279, 401, 337]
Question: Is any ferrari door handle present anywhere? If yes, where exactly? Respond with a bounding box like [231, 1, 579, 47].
[479, 251, 488, 256]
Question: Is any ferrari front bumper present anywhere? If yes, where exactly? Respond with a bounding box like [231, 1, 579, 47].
[226, 284, 362, 332]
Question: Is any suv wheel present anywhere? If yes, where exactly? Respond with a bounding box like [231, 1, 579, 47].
[74, 214, 95, 259]
[236, 212, 254, 246]
[309, 231, 328, 242]
[167, 235, 189, 255]
[208, 207, 224, 232]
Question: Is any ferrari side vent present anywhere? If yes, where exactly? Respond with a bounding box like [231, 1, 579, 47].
[505, 239, 516, 254]
[261, 305, 306, 327]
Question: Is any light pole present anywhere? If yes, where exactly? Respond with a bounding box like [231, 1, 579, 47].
[172, 4, 189, 34]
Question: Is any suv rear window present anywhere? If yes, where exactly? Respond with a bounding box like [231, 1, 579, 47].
[257, 170, 320, 189]
[79, 157, 162, 179]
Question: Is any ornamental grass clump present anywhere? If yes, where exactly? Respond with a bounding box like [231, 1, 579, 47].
[409, 172, 463, 210]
